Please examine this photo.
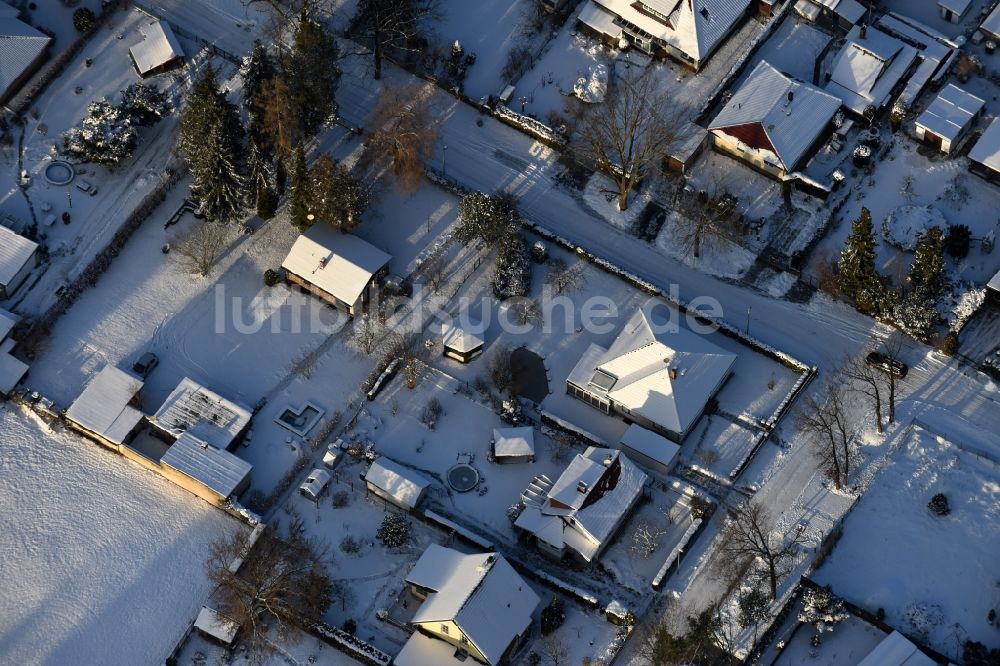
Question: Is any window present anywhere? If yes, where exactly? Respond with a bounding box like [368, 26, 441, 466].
[441, 624, 449, 635]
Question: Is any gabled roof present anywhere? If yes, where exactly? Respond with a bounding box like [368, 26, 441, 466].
[0, 307, 16, 341]
[915, 83, 984, 142]
[570, 306, 737, 436]
[0, 226, 37, 288]
[970, 116, 1000, 172]
[441, 318, 485, 354]
[129, 20, 183, 75]
[0, 13, 50, 98]
[620, 423, 681, 468]
[590, 0, 751, 63]
[364, 456, 428, 509]
[710, 61, 842, 171]
[150, 377, 251, 449]
[407, 545, 539, 665]
[65, 366, 145, 446]
[281, 226, 391, 307]
[160, 432, 252, 499]
[825, 24, 917, 115]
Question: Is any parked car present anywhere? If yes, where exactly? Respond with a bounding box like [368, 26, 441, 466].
[132, 352, 159, 378]
[865, 351, 907, 378]
[300, 468, 331, 500]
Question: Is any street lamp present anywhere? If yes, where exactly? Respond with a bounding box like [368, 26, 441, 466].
[442, 144, 448, 179]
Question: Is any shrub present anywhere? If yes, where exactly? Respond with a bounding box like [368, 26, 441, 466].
[376, 512, 411, 548]
[493, 233, 532, 299]
[928, 492, 950, 516]
[531, 241, 548, 263]
[940, 331, 959, 356]
[343, 618, 357, 635]
[540, 596, 566, 635]
[420, 397, 443, 429]
[946, 224, 971, 259]
[331, 490, 349, 508]
[73, 7, 95, 32]
[339, 535, 361, 554]
[264, 268, 279, 286]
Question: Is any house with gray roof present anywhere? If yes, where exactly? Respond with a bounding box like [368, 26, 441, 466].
[824, 24, 918, 117]
[709, 60, 842, 179]
[0, 225, 37, 300]
[914, 83, 984, 154]
[969, 116, 1000, 183]
[0, 5, 51, 106]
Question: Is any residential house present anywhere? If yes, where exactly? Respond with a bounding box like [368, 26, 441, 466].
[515, 447, 648, 562]
[576, 0, 752, 70]
[566, 306, 736, 442]
[364, 456, 429, 511]
[0, 225, 37, 300]
[618, 423, 681, 475]
[709, 61, 843, 180]
[395, 545, 540, 666]
[129, 19, 184, 77]
[281, 226, 391, 316]
[0, 307, 27, 396]
[65, 365, 146, 450]
[938, 0, 971, 24]
[824, 24, 918, 117]
[492, 426, 536, 463]
[968, 116, 1000, 182]
[914, 83, 984, 153]
[149, 376, 252, 450]
[793, 0, 865, 30]
[0, 3, 52, 107]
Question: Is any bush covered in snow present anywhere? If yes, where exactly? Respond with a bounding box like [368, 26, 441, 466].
[493, 233, 532, 299]
[119, 83, 171, 125]
[882, 205, 946, 251]
[63, 99, 137, 166]
[798, 585, 849, 633]
[376, 512, 410, 548]
[892, 286, 938, 342]
[928, 493, 950, 516]
[903, 602, 944, 642]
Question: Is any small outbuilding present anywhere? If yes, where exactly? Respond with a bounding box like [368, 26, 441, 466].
[492, 426, 535, 463]
[129, 19, 184, 77]
[981, 2, 1000, 41]
[938, 0, 971, 24]
[282, 226, 391, 316]
[64, 365, 145, 450]
[968, 116, 1000, 183]
[193, 606, 239, 646]
[914, 84, 984, 154]
[160, 432, 252, 505]
[441, 318, 485, 363]
[0, 307, 27, 396]
[0, 225, 37, 300]
[619, 423, 681, 475]
[299, 467, 331, 500]
[150, 377, 252, 450]
[364, 456, 428, 510]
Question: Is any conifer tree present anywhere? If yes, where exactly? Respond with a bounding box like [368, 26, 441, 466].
[910, 225, 947, 296]
[285, 10, 340, 138]
[308, 154, 367, 231]
[241, 40, 275, 142]
[892, 285, 937, 342]
[838, 207, 879, 305]
[247, 138, 275, 219]
[455, 192, 520, 247]
[179, 65, 247, 225]
[288, 145, 312, 229]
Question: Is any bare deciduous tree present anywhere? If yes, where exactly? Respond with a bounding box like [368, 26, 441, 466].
[721, 499, 807, 600]
[510, 297, 542, 326]
[797, 382, 853, 490]
[574, 68, 690, 211]
[351, 0, 439, 80]
[206, 525, 333, 657]
[674, 183, 742, 259]
[352, 314, 383, 356]
[172, 222, 233, 277]
[842, 354, 885, 434]
[880, 333, 904, 423]
[545, 258, 585, 295]
[631, 520, 667, 559]
[361, 84, 438, 192]
[540, 635, 570, 666]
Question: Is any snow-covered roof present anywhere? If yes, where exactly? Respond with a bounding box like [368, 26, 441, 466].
[825, 24, 917, 115]
[150, 377, 251, 449]
[710, 61, 842, 171]
[0, 13, 51, 99]
[281, 226, 391, 308]
[938, 0, 971, 16]
[620, 423, 681, 468]
[128, 20, 183, 75]
[518, 447, 647, 561]
[364, 457, 428, 509]
[194, 606, 238, 644]
[442, 318, 485, 354]
[65, 366, 145, 446]
[915, 83, 984, 142]
[982, 2, 1000, 38]
[0, 226, 37, 288]
[395, 632, 470, 666]
[407, 545, 539, 665]
[578, 1, 622, 39]
[493, 427, 535, 458]
[0, 307, 16, 341]
[568, 306, 736, 436]
[0, 343, 27, 395]
[796, 0, 865, 24]
[857, 630, 936, 666]
[160, 432, 252, 499]
[988, 268, 1000, 293]
[969, 116, 1000, 172]
[588, 0, 751, 64]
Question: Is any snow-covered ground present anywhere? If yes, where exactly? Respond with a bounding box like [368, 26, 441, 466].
[812, 426, 1000, 660]
[772, 614, 888, 666]
[0, 403, 242, 666]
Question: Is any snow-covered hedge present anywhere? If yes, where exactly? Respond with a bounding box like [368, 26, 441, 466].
[494, 104, 567, 147]
[540, 411, 607, 447]
[651, 518, 703, 589]
[423, 509, 494, 549]
[311, 622, 391, 666]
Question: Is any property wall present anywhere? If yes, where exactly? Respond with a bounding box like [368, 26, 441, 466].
[158, 464, 229, 507]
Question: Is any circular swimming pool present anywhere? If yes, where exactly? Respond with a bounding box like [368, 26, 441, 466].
[447, 463, 480, 493]
[44, 161, 75, 186]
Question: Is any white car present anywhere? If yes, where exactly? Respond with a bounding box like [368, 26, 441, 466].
[299, 468, 331, 500]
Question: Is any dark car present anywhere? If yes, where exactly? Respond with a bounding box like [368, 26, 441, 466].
[132, 352, 159, 378]
[865, 351, 907, 378]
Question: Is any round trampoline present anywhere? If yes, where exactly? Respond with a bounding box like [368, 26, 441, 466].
[447, 464, 480, 493]
[44, 161, 75, 186]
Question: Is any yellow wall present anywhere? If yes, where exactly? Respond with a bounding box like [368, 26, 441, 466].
[414, 621, 490, 664]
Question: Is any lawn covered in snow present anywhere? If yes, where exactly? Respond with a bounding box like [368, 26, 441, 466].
[812, 426, 1000, 659]
[0, 404, 242, 666]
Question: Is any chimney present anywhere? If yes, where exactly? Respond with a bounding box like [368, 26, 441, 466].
[603, 454, 613, 466]
[859, 23, 867, 39]
[787, 90, 794, 103]
[318, 255, 328, 268]
[577, 480, 589, 494]
[669, 367, 678, 380]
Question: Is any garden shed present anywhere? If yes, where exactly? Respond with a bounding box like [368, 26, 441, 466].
[492, 426, 535, 463]
[364, 456, 428, 510]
